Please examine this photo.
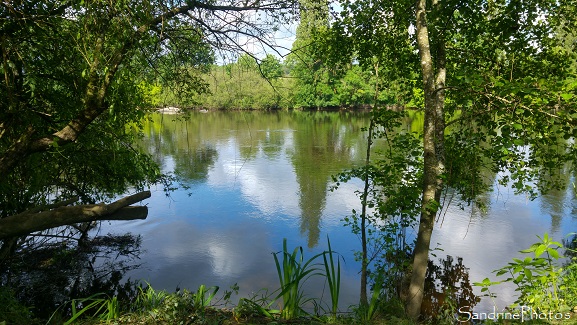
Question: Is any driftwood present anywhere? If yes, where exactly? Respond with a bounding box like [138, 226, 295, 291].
[0, 191, 151, 240]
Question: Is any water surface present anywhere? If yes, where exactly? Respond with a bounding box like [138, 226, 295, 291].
[102, 110, 577, 312]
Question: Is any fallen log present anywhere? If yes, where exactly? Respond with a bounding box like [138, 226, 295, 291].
[0, 191, 151, 240]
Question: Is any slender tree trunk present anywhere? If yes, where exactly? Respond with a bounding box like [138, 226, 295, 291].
[406, 0, 446, 320]
[359, 62, 381, 306]
[359, 117, 374, 306]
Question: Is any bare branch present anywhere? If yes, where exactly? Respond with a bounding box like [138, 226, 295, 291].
[0, 191, 151, 240]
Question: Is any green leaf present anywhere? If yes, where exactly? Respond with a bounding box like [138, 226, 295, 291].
[534, 245, 546, 257]
[495, 269, 508, 276]
[513, 139, 525, 146]
[548, 248, 560, 259]
[524, 268, 532, 280]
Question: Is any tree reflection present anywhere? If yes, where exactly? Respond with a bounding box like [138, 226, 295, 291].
[142, 114, 219, 183]
[291, 111, 369, 247]
[142, 111, 371, 248]
[0, 229, 141, 319]
[421, 255, 479, 321]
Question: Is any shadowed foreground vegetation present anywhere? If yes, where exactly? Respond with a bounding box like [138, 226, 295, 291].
[3, 235, 577, 325]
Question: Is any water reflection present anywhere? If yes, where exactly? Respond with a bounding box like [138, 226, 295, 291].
[0, 231, 141, 319]
[141, 111, 370, 248]
[422, 255, 479, 321]
[126, 110, 577, 314]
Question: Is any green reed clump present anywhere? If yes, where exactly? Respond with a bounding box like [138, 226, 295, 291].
[51, 293, 119, 325]
[273, 238, 324, 320]
[322, 236, 342, 321]
[134, 282, 169, 313]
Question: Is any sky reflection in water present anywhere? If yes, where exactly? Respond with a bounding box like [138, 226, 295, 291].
[101, 111, 577, 313]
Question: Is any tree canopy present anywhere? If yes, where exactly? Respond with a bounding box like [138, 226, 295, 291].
[0, 0, 296, 257]
[325, 0, 577, 318]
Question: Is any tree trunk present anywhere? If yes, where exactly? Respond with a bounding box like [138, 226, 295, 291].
[0, 191, 151, 240]
[359, 117, 374, 306]
[406, 0, 446, 320]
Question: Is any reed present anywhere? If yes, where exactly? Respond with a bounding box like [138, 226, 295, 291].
[193, 284, 219, 313]
[135, 282, 168, 312]
[356, 273, 384, 323]
[273, 238, 324, 320]
[50, 293, 118, 325]
[322, 236, 342, 320]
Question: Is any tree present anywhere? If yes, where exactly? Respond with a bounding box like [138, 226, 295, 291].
[288, 0, 342, 108]
[195, 55, 293, 109]
[331, 0, 577, 319]
[0, 0, 296, 258]
[260, 54, 283, 79]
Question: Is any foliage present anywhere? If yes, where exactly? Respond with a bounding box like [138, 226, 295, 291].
[0, 0, 299, 271]
[0, 287, 36, 325]
[333, 108, 423, 301]
[354, 272, 384, 323]
[54, 293, 119, 325]
[135, 283, 170, 313]
[234, 292, 277, 320]
[496, 233, 564, 312]
[192, 284, 220, 316]
[0, 1, 195, 217]
[187, 58, 294, 110]
[325, 0, 577, 317]
[260, 54, 284, 80]
[477, 233, 577, 314]
[131, 283, 225, 323]
[287, 0, 335, 108]
[272, 238, 325, 320]
[561, 233, 577, 310]
[322, 236, 342, 320]
[0, 233, 141, 320]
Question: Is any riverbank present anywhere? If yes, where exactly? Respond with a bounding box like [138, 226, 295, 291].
[6, 285, 574, 325]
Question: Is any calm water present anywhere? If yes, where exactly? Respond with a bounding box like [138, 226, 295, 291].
[101, 110, 577, 313]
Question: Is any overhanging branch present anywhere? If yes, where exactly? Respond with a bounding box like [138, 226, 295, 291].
[0, 191, 151, 240]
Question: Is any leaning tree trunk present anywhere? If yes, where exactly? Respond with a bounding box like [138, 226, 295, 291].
[405, 0, 446, 320]
[0, 191, 151, 240]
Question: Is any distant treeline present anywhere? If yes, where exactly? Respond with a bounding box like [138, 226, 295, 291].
[145, 54, 421, 110]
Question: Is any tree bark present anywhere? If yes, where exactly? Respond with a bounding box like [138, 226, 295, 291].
[0, 191, 151, 240]
[406, 0, 446, 320]
[359, 117, 374, 307]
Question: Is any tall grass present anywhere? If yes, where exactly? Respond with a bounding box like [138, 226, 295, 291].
[273, 238, 324, 320]
[193, 284, 219, 316]
[47, 239, 346, 323]
[49, 293, 120, 325]
[322, 236, 342, 320]
[356, 273, 384, 322]
[135, 282, 168, 312]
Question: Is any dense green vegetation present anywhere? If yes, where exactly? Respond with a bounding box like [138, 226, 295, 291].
[324, 0, 577, 319]
[2, 0, 577, 324]
[154, 54, 383, 110]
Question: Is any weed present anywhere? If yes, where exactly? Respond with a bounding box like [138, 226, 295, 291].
[273, 238, 324, 320]
[322, 235, 343, 321]
[50, 293, 117, 325]
[478, 233, 577, 315]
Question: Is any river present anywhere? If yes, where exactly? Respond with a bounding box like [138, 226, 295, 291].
[101, 110, 577, 314]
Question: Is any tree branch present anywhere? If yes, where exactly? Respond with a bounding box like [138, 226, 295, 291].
[0, 191, 151, 240]
[0, 0, 294, 176]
